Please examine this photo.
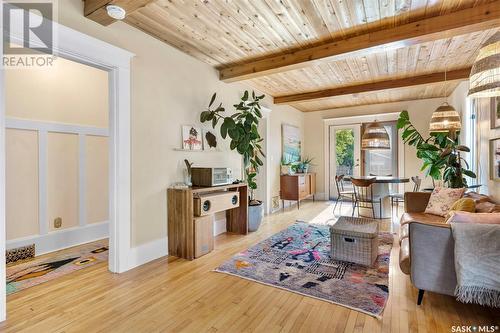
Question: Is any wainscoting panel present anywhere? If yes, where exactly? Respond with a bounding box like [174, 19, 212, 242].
[5, 118, 109, 251]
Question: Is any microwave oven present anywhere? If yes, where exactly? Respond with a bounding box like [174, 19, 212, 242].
[191, 167, 233, 187]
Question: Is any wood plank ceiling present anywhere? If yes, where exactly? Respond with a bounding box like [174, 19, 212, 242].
[84, 0, 500, 112]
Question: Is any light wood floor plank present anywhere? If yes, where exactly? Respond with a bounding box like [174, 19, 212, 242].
[2, 201, 498, 332]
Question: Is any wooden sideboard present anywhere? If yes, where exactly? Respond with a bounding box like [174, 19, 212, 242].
[167, 183, 248, 260]
[280, 173, 316, 210]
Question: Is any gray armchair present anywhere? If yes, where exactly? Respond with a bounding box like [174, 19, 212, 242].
[409, 222, 457, 304]
[399, 192, 456, 304]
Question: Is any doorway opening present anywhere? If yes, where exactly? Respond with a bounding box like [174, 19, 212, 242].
[325, 113, 404, 202]
[0, 12, 133, 319]
[5, 57, 110, 295]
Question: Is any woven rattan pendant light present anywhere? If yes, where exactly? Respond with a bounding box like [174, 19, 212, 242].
[361, 121, 390, 150]
[429, 102, 462, 133]
[468, 31, 500, 98]
[429, 60, 462, 133]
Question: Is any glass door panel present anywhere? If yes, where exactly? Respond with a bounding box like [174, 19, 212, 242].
[362, 122, 398, 177]
[329, 125, 360, 199]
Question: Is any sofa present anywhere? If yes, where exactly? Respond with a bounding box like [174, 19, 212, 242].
[398, 191, 499, 304]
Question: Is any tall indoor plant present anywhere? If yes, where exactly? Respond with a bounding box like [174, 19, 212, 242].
[397, 110, 476, 188]
[200, 91, 265, 231]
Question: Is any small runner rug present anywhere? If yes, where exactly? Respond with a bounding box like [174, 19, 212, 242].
[214, 221, 393, 318]
[7, 241, 108, 295]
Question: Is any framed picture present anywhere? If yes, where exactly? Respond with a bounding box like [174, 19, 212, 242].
[203, 129, 218, 151]
[491, 96, 500, 129]
[182, 125, 202, 150]
[490, 137, 500, 181]
[282, 124, 301, 164]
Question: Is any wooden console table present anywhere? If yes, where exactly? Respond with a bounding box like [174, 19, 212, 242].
[280, 173, 316, 210]
[167, 183, 248, 260]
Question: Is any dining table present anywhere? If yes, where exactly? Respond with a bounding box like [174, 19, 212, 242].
[343, 176, 410, 219]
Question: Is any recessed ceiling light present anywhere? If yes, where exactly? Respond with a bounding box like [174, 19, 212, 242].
[106, 5, 126, 20]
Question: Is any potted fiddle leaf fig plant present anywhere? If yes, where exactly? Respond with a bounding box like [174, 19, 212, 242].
[200, 90, 266, 231]
[397, 110, 476, 188]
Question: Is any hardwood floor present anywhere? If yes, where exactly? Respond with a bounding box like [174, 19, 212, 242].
[2, 201, 498, 332]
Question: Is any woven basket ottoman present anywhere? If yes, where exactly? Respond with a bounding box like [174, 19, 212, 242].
[330, 216, 379, 267]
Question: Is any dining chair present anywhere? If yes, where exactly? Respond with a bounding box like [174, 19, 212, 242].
[333, 175, 355, 214]
[388, 176, 421, 217]
[351, 177, 382, 219]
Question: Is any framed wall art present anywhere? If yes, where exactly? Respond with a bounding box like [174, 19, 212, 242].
[182, 125, 202, 150]
[282, 124, 301, 164]
[490, 137, 500, 181]
[491, 96, 500, 129]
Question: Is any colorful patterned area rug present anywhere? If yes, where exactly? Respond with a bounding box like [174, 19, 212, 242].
[7, 241, 108, 295]
[215, 222, 393, 318]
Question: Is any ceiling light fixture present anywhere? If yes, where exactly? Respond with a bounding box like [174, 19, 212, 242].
[106, 5, 126, 20]
[361, 121, 391, 150]
[429, 55, 462, 134]
[429, 102, 462, 133]
[468, 31, 500, 98]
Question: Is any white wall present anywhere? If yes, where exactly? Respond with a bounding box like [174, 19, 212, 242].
[303, 97, 452, 196]
[448, 81, 470, 151]
[56, 0, 303, 247]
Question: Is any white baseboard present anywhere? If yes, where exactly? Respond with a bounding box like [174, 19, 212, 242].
[126, 237, 168, 271]
[214, 217, 227, 236]
[7, 221, 109, 256]
[315, 192, 328, 201]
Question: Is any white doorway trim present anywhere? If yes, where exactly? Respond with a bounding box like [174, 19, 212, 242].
[261, 107, 271, 215]
[323, 112, 405, 200]
[328, 124, 361, 200]
[0, 9, 134, 321]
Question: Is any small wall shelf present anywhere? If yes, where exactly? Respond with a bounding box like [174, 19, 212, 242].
[173, 148, 223, 152]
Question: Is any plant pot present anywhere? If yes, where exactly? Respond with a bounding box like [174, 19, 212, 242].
[248, 201, 264, 232]
[303, 165, 310, 173]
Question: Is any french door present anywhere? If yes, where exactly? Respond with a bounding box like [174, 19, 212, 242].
[329, 125, 361, 200]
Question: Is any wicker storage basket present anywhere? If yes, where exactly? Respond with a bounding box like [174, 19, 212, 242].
[330, 216, 379, 267]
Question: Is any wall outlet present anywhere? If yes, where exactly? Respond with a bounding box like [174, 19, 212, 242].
[54, 217, 62, 228]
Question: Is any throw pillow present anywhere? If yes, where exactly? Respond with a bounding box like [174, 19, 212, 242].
[445, 198, 476, 221]
[463, 191, 493, 204]
[475, 201, 496, 213]
[447, 211, 500, 224]
[424, 187, 465, 217]
[450, 198, 476, 212]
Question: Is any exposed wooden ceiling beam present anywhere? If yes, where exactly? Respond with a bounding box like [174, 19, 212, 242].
[297, 94, 459, 112]
[219, 2, 500, 82]
[274, 68, 472, 105]
[84, 0, 154, 26]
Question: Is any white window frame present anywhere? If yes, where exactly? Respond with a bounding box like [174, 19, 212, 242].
[0, 9, 134, 321]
